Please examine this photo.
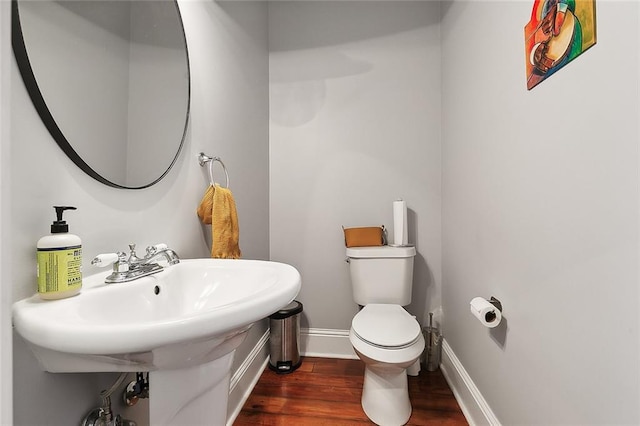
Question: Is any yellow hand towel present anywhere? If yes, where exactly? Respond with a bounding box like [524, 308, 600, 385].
[196, 185, 214, 225]
[197, 184, 241, 259]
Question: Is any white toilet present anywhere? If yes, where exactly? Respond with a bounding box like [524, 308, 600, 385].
[346, 245, 425, 426]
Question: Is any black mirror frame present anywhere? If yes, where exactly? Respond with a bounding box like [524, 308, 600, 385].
[11, 0, 191, 190]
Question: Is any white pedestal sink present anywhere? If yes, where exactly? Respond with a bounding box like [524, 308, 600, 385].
[150, 352, 234, 425]
[13, 259, 301, 425]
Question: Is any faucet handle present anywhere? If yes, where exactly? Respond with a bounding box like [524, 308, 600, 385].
[91, 253, 119, 267]
[146, 244, 168, 256]
[92, 252, 129, 272]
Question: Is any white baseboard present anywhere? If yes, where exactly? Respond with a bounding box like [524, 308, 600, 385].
[439, 338, 500, 426]
[300, 328, 358, 359]
[226, 329, 270, 426]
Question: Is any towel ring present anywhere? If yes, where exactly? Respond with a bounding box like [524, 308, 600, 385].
[209, 158, 230, 188]
[198, 152, 229, 188]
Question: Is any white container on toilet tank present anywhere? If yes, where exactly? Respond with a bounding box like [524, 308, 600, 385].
[346, 246, 416, 305]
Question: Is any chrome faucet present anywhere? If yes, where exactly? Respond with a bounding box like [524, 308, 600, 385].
[92, 244, 180, 284]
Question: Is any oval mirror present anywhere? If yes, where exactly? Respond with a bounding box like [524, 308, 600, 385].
[12, 0, 190, 189]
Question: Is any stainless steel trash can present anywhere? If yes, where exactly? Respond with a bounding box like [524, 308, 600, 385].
[269, 300, 303, 374]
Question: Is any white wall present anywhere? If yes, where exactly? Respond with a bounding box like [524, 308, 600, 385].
[269, 1, 442, 332]
[441, 1, 639, 424]
[9, 1, 268, 424]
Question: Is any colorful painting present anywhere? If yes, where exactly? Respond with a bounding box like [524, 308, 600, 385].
[524, 0, 597, 90]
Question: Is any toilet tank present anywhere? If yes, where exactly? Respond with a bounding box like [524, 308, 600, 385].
[346, 246, 416, 306]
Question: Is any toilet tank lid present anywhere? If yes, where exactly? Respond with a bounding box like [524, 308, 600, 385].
[346, 245, 416, 258]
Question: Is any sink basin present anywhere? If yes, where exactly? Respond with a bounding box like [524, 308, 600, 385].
[13, 258, 302, 372]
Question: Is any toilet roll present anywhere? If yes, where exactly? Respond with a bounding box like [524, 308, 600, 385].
[470, 297, 502, 328]
[393, 199, 408, 246]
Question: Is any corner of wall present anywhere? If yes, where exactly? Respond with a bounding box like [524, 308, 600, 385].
[0, 0, 13, 422]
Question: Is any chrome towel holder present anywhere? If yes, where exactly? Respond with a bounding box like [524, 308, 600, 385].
[198, 152, 230, 188]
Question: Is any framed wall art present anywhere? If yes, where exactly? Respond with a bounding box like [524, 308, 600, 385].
[525, 0, 597, 90]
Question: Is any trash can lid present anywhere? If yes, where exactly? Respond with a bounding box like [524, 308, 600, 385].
[269, 300, 303, 319]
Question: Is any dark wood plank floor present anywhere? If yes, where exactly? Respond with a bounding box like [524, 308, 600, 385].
[235, 357, 468, 425]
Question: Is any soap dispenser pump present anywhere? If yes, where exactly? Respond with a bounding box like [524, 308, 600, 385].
[37, 206, 82, 300]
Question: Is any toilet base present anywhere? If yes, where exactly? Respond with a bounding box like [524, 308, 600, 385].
[361, 364, 411, 426]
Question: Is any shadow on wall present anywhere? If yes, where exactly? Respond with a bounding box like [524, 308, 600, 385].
[268, 1, 442, 128]
[407, 207, 433, 328]
[270, 50, 372, 128]
[490, 316, 508, 349]
[268, 2, 442, 52]
[409, 252, 432, 327]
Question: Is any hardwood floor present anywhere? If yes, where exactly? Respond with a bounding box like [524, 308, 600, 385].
[234, 357, 468, 425]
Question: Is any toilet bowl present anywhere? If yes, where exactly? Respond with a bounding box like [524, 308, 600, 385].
[349, 304, 425, 426]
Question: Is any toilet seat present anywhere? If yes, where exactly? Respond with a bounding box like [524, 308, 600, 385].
[351, 304, 421, 349]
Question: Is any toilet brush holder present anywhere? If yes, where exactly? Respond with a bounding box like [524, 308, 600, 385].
[424, 329, 442, 372]
[423, 313, 442, 372]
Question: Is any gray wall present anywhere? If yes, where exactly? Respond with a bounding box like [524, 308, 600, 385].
[6, 0, 640, 425]
[441, 1, 639, 424]
[19, 0, 130, 182]
[269, 1, 442, 331]
[10, 1, 268, 424]
[0, 1, 12, 422]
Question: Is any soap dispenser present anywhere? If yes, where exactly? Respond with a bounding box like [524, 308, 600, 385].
[37, 206, 82, 300]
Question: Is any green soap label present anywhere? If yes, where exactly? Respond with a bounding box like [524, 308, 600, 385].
[37, 246, 82, 294]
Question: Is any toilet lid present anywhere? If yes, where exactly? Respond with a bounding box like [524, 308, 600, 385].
[352, 304, 421, 348]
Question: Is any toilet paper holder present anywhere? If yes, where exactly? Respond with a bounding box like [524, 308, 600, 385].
[489, 297, 502, 312]
[470, 296, 503, 328]
[485, 297, 502, 323]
